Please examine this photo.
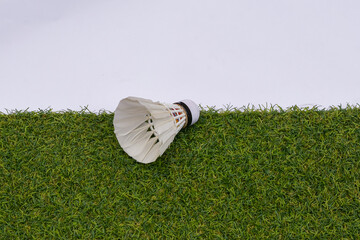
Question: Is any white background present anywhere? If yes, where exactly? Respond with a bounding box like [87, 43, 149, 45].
[1, 0, 359, 112]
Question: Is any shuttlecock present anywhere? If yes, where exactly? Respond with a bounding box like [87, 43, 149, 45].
[113, 96, 200, 164]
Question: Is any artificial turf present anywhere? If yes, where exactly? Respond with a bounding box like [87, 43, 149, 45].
[1, 106, 360, 239]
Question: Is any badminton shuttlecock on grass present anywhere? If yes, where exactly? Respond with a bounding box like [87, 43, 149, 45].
[113, 96, 200, 164]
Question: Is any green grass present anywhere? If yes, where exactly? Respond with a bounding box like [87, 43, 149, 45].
[1, 106, 360, 239]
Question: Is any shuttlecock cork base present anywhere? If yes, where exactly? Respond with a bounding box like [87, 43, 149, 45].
[174, 99, 200, 127]
[114, 96, 200, 164]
